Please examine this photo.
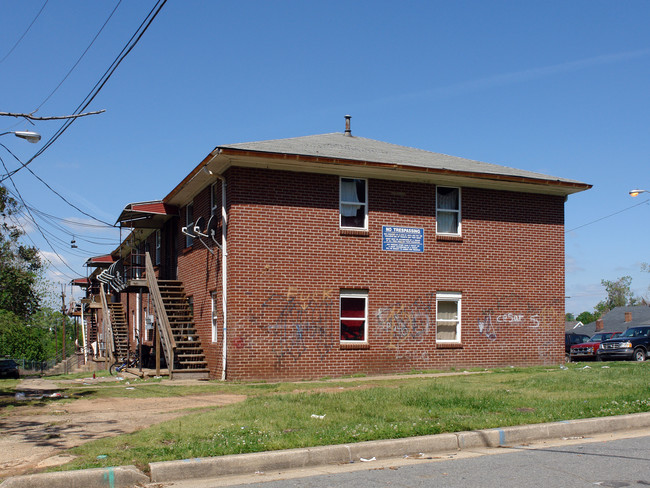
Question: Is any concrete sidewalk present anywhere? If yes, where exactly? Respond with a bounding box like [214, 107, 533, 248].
[2, 411, 650, 488]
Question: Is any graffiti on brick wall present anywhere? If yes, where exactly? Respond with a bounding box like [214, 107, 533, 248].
[375, 294, 435, 359]
[257, 287, 337, 366]
[477, 293, 563, 363]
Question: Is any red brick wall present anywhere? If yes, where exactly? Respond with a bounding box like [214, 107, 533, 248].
[177, 167, 566, 381]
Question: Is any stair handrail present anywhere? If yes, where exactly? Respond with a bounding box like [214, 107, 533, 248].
[144, 252, 176, 373]
[99, 284, 115, 362]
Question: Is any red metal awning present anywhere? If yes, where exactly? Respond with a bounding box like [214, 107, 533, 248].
[70, 277, 90, 287]
[85, 254, 116, 268]
[116, 201, 178, 229]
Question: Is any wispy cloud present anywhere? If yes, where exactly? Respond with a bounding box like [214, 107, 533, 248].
[368, 48, 650, 107]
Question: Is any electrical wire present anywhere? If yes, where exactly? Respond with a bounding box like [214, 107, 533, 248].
[0, 155, 77, 280]
[566, 198, 650, 233]
[35, 1, 123, 111]
[0, 0, 168, 182]
[0, 0, 49, 65]
[0, 142, 115, 227]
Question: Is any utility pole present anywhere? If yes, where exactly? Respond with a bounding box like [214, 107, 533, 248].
[60, 284, 67, 374]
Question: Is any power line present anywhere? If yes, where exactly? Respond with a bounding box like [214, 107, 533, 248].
[0, 155, 77, 280]
[566, 198, 650, 233]
[0, 0, 49, 65]
[1, 0, 168, 181]
[0, 142, 115, 226]
[35, 1, 123, 111]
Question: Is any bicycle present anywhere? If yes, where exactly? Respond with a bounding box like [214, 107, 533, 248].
[109, 352, 140, 375]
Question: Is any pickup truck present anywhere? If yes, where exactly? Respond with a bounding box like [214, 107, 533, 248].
[569, 331, 621, 361]
[596, 326, 650, 362]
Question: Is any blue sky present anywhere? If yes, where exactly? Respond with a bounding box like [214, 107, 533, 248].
[0, 0, 648, 314]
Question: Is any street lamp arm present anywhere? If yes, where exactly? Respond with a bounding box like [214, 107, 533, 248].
[629, 189, 648, 197]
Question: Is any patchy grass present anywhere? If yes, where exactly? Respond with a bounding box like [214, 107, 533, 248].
[55, 362, 650, 472]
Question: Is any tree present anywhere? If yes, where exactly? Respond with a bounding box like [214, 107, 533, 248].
[0, 186, 43, 318]
[576, 311, 598, 325]
[594, 276, 640, 315]
[565, 312, 576, 322]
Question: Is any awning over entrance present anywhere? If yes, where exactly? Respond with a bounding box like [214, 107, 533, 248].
[85, 254, 116, 268]
[116, 201, 178, 228]
[71, 277, 90, 287]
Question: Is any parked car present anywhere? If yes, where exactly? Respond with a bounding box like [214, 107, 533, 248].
[596, 326, 650, 362]
[570, 332, 622, 361]
[565, 333, 591, 362]
[0, 359, 19, 379]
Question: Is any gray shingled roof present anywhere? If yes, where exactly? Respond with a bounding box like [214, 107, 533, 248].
[220, 132, 587, 186]
[572, 306, 650, 337]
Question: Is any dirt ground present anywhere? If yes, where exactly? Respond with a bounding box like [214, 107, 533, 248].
[0, 378, 246, 480]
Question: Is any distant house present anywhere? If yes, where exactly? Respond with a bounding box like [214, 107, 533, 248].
[565, 320, 585, 332]
[579, 306, 650, 337]
[76, 118, 591, 380]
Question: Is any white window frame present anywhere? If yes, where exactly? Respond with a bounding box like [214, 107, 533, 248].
[185, 202, 194, 248]
[211, 292, 218, 343]
[340, 289, 368, 343]
[436, 292, 461, 343]
[155, 230, 161, 266]
[436, 186, 461, 236]
[339, 177, 368, 230]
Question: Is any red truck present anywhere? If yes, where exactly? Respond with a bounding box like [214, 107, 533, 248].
[569, 331, 621, 361]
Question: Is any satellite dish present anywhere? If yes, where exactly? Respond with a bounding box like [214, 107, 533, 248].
[194, 216, 207, 237]
[206, 215, 222, 250]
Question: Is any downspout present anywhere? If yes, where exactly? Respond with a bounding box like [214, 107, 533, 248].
[216, 175, 228, 381]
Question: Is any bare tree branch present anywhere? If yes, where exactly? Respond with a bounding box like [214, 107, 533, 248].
[0, 109, 105, 120]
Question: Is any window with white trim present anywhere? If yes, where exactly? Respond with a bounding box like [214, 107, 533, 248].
[211, 292, 218, 342]
[436, 187, 461, 235]
[340, 178, 367, 229]
[340, 290, 368, 342]
[436, 292, 461, 343]
[185, 202, 194, 248]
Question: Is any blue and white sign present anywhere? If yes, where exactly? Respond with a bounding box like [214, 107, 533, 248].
[382, 226, 424, 252]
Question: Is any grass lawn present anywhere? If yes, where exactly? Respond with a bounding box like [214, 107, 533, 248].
[44, 362, 650, 473]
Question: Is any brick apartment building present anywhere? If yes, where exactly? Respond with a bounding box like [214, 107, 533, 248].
[82, 119, 591, 381]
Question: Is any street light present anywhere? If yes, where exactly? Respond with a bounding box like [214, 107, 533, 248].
[629, 189, 648, 197]
[0, 130, 41, 143]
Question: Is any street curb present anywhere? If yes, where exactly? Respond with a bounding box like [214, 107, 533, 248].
[149, 412, 650, 484]
[3, 413, 650, 488]
[0, 465, 148, 488]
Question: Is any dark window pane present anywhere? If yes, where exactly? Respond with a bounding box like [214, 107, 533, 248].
[341, 297, 365, 318]
[341, 319, 365, 341]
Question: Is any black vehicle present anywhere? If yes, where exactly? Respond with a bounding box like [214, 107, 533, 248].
[596, 326, 650, 362]
[0, 359, 19, 379]
[565, 333, 590, 362]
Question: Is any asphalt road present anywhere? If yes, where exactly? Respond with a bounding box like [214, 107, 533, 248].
[157, 432, 650, 488]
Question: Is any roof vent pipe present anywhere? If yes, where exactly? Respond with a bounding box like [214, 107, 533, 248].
[344, 115, 351, 136]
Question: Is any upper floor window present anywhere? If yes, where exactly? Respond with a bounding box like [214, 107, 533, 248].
[340, 290, 368, 343]
[185, 202, 194, 248]
[436, 292, 461, 343]
[340, 177, 367, 230]
[436, 187, 460, 235]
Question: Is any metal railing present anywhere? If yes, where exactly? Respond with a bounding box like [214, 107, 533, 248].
[145, 252, 176, 374]
[99, 284, 115, 362]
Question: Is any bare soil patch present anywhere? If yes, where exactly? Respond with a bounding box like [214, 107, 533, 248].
[0, 391, 246, 479]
